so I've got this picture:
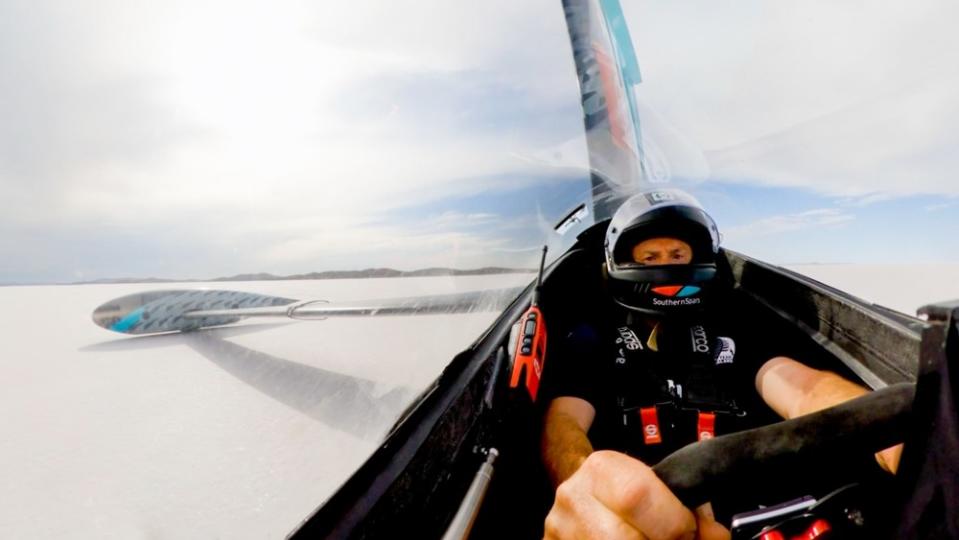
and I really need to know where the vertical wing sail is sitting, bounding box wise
[562,0,651,220]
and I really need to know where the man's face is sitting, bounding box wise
[631,237,693,266]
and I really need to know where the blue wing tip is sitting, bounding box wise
[110,307,145,333]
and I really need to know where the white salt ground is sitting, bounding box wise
[784,264,959,317]
[0,274,531,539]
[2,265,956,537]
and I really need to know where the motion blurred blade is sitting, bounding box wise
[283,287,524,319]
[92,290,298,335]
[93,287,526,335]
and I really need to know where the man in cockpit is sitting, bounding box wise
[539,189,900,540]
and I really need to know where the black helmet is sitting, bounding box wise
[604,189,720,316]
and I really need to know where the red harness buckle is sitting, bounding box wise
[697,412,716,441]
[639,407,662,445]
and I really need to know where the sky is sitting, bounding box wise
[1,0,957,284]
[625,1,959,264]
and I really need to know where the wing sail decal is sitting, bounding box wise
[562,0,650,220]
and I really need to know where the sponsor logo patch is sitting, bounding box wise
[690,325,709,353]
[653,297,702,307]
[616,326,643,351]
[714,337,736,365]
[651,285,701,298]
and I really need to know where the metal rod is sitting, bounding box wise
[441,448,499,540]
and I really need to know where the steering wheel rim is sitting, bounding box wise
[652,382,914,508]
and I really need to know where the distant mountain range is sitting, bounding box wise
[67,267,536,285]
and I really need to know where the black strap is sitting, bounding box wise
[609,320,743,447]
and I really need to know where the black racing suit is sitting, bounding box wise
[539,283,783,525]
[538,266,894,526]
[543,303,765,465]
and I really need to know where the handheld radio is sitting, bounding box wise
[509,246,548,401]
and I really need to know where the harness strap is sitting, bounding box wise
[610,320,742,450]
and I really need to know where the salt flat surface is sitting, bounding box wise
[784,264,959,317]
[3,266,955,538]
[0,275,532,539]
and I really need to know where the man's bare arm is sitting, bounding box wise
[756,356,903,473]
[542,396,596,487]
[542,397,729,539]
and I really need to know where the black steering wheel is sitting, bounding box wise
[651,383,914,533]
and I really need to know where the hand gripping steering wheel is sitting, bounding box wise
[652,383,914,534]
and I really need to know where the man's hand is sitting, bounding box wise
[543,450,730,540]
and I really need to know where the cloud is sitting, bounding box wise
[723,209,854,241]
[425,211,500,227]
[0,0,585,282]
[926,203,953,212]
[624,0,959,199]
[703,78,959,198]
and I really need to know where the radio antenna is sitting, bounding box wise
[533,246,547,306]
